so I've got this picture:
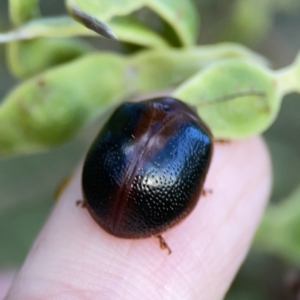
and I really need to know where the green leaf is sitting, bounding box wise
[0,17,86,42]
[219,0,300,46]
[9,0,40,26]
[174,59,281,139]
[274,50,300,95]
[66,0,143,22]
[219,0,271,45]
[110,16,169,48]
[66,0,199,46]
[67,5,118,40]
[0,53,129,155]
[255,186,300,265]
[145,0,198,46]
[0,44,270,156]
[6,38,93,78]
[0,16,168,49]
[131,44,268,92]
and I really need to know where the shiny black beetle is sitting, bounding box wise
[81,97,213,253]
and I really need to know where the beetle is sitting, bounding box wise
[81,97,213,253]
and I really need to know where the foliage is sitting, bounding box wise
[255,186,300,265]
[1,0,300,155]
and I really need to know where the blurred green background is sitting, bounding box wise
[0,0,300,299]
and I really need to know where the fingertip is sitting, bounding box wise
[7,136,271,300]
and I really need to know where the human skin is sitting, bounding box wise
[5,136,271,300]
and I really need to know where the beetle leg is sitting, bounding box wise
[76,200,86,208]
[201,189,213,197]
[157,235,172,255]
[214,139,231,144]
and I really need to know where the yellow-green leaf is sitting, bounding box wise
[274,50,300,95]
[0,45,271,156]
[0,16,168,49]
[146,0,198,46]
[110,16,169,48]
[174,59,281,139]
[0,53,129,155]
[6,38,93,78]
[131,44,268,92]
[66,0,199,46]
[9,0,40,26]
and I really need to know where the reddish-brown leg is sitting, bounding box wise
[214,139,231,144]
[201,189,213,197]
[157,235,172,255]
[76,200,86,208]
